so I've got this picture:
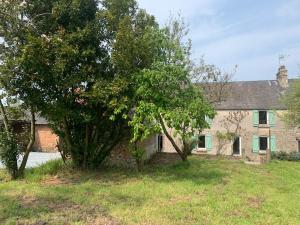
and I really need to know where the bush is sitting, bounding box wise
[271,151,300,161]
[288,152,300,161]
[0,132,21,179]
[129,144,145,172]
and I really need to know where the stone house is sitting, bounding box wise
[11,65,299,163]
[162,65,300,160]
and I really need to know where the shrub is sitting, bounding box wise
[287,152,300,161]
[271,151,300,161]
[0,132,21,179]
[129,144,145,172]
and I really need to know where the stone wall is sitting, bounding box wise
[106,135,159,168]
[162,110,299,161]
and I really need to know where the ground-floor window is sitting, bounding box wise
[259,137,268,150]
[298,141,300,153]
[233,137,241,155]
[198,135,206,149]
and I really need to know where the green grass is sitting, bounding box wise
[1,156,300,225]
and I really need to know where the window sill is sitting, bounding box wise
[259,150,267,155]
[258,124,270,128]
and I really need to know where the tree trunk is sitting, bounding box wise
[83,124,89,169]
[0,99,10,137]
[158,114,186,161]
[18,108,35,176]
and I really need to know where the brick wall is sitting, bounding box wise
[33,125,59,152]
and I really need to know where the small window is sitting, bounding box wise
[259,137,268,150]
[198,135,206,148]
[259,111,267,124]
[298,141,300,153]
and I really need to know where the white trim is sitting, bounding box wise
[259,136,269,151]
[259,110,269,125]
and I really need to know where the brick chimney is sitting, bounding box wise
[276,65,289,88]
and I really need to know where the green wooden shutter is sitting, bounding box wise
[205,135,212,151]
[269,111,276,127]
[191,136,198,150]
[270,136,276,152]
[253,110,259,127]
[205,116,213,127]
[252,135,259,153]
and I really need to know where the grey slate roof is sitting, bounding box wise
[214,79,295,110]
[0,112,49,125]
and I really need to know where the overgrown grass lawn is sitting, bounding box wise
[1,154,300,225]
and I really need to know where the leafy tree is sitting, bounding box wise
[0,1,37,178]
[129,19,215,161]
[282,78,300,127]
[0,0,160,169]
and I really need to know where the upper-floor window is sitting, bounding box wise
[253,110,275,127]
[259,111,268,124]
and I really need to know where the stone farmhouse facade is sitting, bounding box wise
[21,65,299,163]
[162,65,300,160]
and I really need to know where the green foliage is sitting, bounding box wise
[128,143,145,172]
[0,0,160,169]
[272,151,300,161]
[128,19,215,161]
[26,159,71,181]
[282,78,300,127]
[182,136,198,155]
[0,132,20,179]
[128,144,145,160]
[216,131,235,141]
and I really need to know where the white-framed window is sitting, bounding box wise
[259,136,269,150]
[259,111,268,125]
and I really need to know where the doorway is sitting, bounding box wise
[233,137,241,155]
[158,134,163,152]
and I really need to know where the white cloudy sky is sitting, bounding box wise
[137,0,300,81]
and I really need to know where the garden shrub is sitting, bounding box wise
[272,151,300,161]
[129,144,145,172]
[0,132,21,179]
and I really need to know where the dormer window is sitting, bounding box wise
[259,111,267,125]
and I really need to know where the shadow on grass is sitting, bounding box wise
[0,191,122,225]
[21,153,228,187]
[145,157,228,185]
[0,154,229,224]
